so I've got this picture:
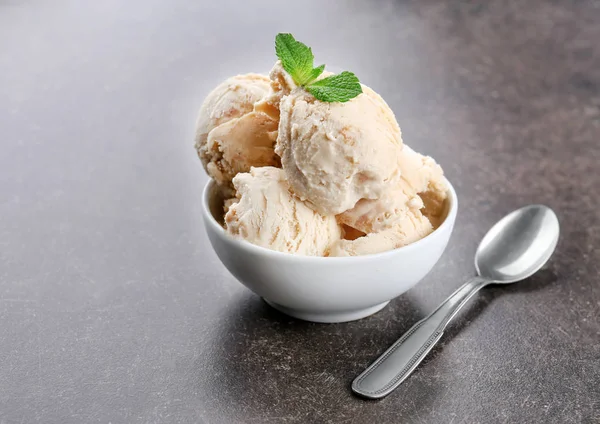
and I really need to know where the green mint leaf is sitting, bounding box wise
[275,33,314,86]
[306,64,325,84]
[273,33,363,102]
[306,71,363,103]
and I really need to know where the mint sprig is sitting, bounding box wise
[275,33,321,86]
[306,72,362,103]
[275,33,362,103]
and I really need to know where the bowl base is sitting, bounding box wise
[263,299,390,323]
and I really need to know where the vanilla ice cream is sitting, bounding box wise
[195,74,279,194]
[224,167,341,256]
[276,85,403,216]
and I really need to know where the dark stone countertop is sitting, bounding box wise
[1,1,599,423]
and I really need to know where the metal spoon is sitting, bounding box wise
[352,204,560,399]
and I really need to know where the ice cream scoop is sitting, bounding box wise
[195,74,269,151]
[202,111,279,192]
[339,145,446,233]
[330,208,433,257]
[195,74,279,194]
[225,166,341,256]
[276,85,403,216]
[337,179,424,234]
[398,145,447,222]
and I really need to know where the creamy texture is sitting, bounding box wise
[338,179,423,233]
[276,85,403,215]
[195,74,279,194]
[203,111,279,191]
[339,145,447,233]
[399,145,448,227]
[195,74,269,150]
[224,167,341,256]
[254,61,296,120]
[398,146,446,204]
[330,209,433,257]
[196,66,448,256]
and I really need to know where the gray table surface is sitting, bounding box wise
[1,1,599,423]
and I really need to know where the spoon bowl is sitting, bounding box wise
[475,205,560,283]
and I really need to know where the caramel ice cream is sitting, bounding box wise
[195,74,279,195]
[254,61,297,119]
[276,85,403,215]
[398,145,447,226]
[337,179,423,234]
[331,209,434,257]
[196,34,449,256]
[224,167,341,256]
[338,145,446,233]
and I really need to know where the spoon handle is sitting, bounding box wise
[352,276,488,399]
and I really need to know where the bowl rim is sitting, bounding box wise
[202,177,458,262]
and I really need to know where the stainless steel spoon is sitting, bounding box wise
[352,204,560,399]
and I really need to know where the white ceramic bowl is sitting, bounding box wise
[202,179,458,323]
